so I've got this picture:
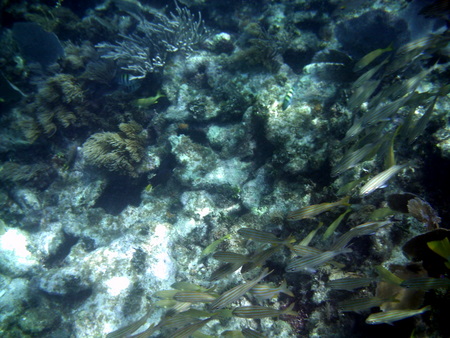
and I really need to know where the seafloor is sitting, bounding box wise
[0,0,450,337]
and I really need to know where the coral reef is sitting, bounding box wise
[82,122,147,177]
[0,0,449,337]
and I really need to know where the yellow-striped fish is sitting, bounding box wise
[171,282,209,292]
[212,251,250,264]
[106,309,152,338]
[133,90,165,108]
[201,234,231,257]
[359,164,408,196]
[242,328,267,338]
[332,143,379,177]
[153,289,180,299]
[237,228,295,246]
[374,265,404,286]
[339,296,390,313]
[210,262,242,281]
[365,305,431,325]
[241,245,282,273]
[285,248,352,273]
[288,244,323,256]
[327,277,374,291]
[251,280,294,300]
[173,291,218,303]
[400,277,450,290]
[299,221,323,246]
[172,317,216,338]
[353,44,393,72]
[232,303,297,319]
[330,221,392,250]
[210,268,272,310]
[323,209,351,240]
[287,196,351,221]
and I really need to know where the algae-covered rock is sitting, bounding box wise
[18,306,61,334]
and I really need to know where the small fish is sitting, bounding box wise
[285,248,352,273]
[116,72,141,92]
[382,126,401,170]
[172,317,216,338]
[287,196,351,221]
[359,164,408,196]
[173,291,218,303]
[251,280,294,300]
[339,296,390,313]
[210,262,242,281]
[232,303,297,319]
[288,244,323,256]
[332,143,379,177]
[282,85,295,110]
[155,313,198,331]
[212,251,250,264]
[387,66,436,100]
[241,245,282,273]
[242,328,267,338]
[365,305,431,325]
[154,300,191,313]
[375,265,404,286]
[353,44,393,72]
[400,277,450,290]
[299,221,323,246]
[322,209,352,240]
[210,268,272,310]
[352,58,389,91]
[237,228,295,246]
[106,308,152,338]
[330,221,392,250]
[337,175,370,196]
[362,95,409,127]
[408,95,439,144]
[327,277,374,291]
[171,282,209,292]
[128,323,157,338]
[153,289,180,299]
[344,117,365,141]
[201,234,231,257]
[134,90,165,108]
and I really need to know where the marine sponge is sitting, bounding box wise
[82,122,147,177]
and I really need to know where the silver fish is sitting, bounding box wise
[359,164,408,196]
[210,268,272,310]
[285,248,352,273]
[365,305,431,325]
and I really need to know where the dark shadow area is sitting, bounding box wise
[94,175,147,215]
[44,232,79,268]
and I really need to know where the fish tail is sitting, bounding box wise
[280,280,295,297]
[282,303,297,316]
[284,234,297,246]
[339,196,351,206]
[420,305,432,313]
